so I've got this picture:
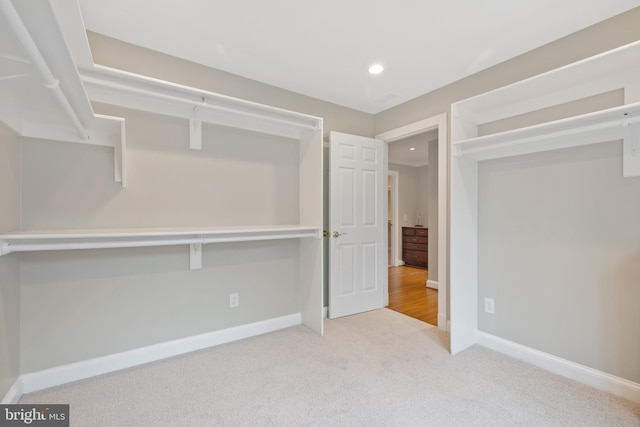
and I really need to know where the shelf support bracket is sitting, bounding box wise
[114,119,127,187]
[189,107,202,150]
[623,122,640,177]
[190,242,203,270]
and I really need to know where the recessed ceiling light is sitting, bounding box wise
[409,147,416,151]
[368,64,384,75]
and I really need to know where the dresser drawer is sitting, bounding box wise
[403,243,427,251]
[402,236,427,244]
[403,250,427,263]
[414,228,428,237]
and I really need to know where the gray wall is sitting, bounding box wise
[20,241,300,372]
[18,107,304,372]
[21,107,300,230]
[478,142,640,383]
[417,166,429,226]
[17,33,377,372]
[389,163,427,231]
[388,162,432,270]
[376,7,640,383]
[17,128,301,371]
[0,124,20,397]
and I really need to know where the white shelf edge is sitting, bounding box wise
[0,226,322,269]
[80,64,322,141]
[0,225,321,243]
[0,0,126,185]
[454,102,640,161]
[452,40,640,125]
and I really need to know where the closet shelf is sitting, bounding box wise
[80,64,322,144]
[450,40,640,176]
[454,102,640,161]
[453,40,640,125]
[449,39,640,354]
[0,1,126,184]
[0,226,322,269]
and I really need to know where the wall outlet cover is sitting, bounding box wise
[484,297,495,314]
[230,293,239,308]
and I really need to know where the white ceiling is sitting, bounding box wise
[388,131,437,167]
[76,0,639,114]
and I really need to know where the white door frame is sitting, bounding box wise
[376,113,448,333]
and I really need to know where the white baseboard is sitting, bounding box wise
[477,332,640,404]
[438,314,449,332]
[20,313,301,395]
[426,280,438,289]
[1,378,23,404]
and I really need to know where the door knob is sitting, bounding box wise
[332,231,347,238]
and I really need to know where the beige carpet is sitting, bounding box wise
[21,309,640,426]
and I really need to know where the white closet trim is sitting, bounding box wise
[454,102,640,161]
[0,1,126,184]
[80,64,321,143]
[449,39,640,402]
[0,226,321,270]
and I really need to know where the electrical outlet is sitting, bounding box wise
[484,297,495,314]
[229,293,239,308]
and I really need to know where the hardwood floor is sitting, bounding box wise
[388,266,438,326]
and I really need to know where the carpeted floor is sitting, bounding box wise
[21,309,640,426]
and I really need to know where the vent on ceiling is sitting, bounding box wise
[375,92,401,104]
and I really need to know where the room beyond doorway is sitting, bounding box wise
[376,113,448,332]
[388,266,437,325]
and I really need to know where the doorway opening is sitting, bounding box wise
[385,131,437,326]
[376,113,448,332]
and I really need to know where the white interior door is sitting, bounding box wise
[329,131,387,319]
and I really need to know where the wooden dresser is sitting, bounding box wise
[402,226,428,268]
